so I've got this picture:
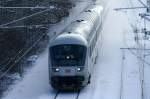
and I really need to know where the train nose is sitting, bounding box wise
[52,67,74,74]
[51,76,85,90]
[52,67,84,76]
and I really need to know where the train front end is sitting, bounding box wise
[49,34,89,90]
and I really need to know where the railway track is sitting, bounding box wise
[54,91,60,99]
[54,90,81,99]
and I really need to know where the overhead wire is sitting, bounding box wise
[0,48,25,72]
[0,8,51,27]
[0,31,47,79]
[0,0,95,78]
[137,0,148,9]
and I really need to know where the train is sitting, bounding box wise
[48,4,103,90]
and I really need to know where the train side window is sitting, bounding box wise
[89,28,98,57]
[89,44,92,57]
[90,45,92,57]
[95,32,97,43]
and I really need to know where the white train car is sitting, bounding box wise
[49,4,103,90]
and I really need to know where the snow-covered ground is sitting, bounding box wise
[3,0,149,99]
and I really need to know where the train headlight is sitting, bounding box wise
[77,67,83,72]
[55,68,60,72]
[52,68,60,72]
[77,68,81,71]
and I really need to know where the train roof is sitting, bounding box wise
[62,4,103,40]
[49,33,87,47]
[49,4,103,47]
[84,4,103,15]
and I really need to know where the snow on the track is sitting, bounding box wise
[2,0,145,99]
[3,50,52,99]
[56,92,78,99]
[121,50,142,99]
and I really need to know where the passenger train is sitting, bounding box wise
[49,4,103,90]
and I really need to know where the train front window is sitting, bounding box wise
[50,44,86,66]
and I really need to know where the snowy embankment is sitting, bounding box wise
[2,0,145,99]
[122,0,150,99]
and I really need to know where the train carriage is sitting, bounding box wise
[49,4,103,90]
